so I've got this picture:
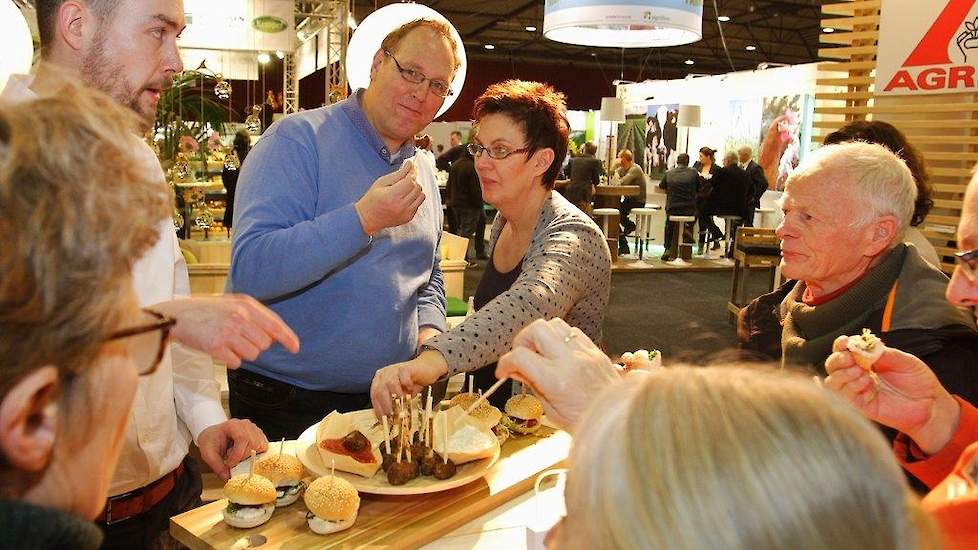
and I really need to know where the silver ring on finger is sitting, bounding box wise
[563,331,579,344]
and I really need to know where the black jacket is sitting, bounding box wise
[708,165,751,218]
[568,155,604,189]
[446,153,482,209]
[658,166,699,213]
[436,144,466,172]
[744,160,769,208]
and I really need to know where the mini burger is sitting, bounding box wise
[502,394,543,436]
[450,393,507,443]
[254,454,305,507]
[846,329,884,371]
[222,474,277,528]
[304,476,360,534]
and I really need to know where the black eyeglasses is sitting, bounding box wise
[383,50,453,98]
[104,309,176,377]
[956,248,978,282]
[466,142,530,160]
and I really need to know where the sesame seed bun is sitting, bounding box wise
[450,393,503,429]
[504,394,543,421]
[254,454,304,486]
[304,476,360,523]
[224,474,277,505]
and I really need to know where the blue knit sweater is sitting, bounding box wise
[227,91,446,392]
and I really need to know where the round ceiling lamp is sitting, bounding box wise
[544,0,702,48]
[346,3,467,118]
[0,0,34,94]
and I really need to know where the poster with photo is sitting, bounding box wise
[642,104,679,178]
[758,94,813,191]
[725,99,762,162]
[616,114,648,170]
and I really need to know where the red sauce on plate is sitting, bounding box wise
[320,438,377,464]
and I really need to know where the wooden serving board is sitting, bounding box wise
[170,427,571,550]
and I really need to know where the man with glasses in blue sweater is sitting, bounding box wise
[228,18,463,439]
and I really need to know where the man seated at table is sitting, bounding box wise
[658,153,698,261]
[738,142,978,411]
[613,149,647,255]
[561,141,603,212]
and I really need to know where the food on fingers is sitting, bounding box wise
[304,476,360,535]
[846,329,884,372]
[502,394,544,435]
[253,453,305,507]
[222,474,277,528]
[619,348,662,372]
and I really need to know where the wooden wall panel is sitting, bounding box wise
[813,0,977,273]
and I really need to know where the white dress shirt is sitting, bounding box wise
[2,74,227,495]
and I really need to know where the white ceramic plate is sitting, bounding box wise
[296,418,499,496]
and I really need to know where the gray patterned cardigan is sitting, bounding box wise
[425,191,612,375]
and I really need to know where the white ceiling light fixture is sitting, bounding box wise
[822,27,835,33]
[484,44,495,50]
[745,45,757,51]
[346,3,467,118]
[544,0,703,48]
[0,0,34,94]
[717,15,730,22]
[525,25,537,32]
[275,50,285,59]
[684,59,695,65]
[257,52,271,64]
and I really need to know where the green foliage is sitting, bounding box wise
[154,71,236,162]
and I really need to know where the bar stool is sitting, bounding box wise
[718,215,742,261]
[630,207,658,260]
[593,208,621,261]
[667,215,696,263]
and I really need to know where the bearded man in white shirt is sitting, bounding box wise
[5,1,301,547]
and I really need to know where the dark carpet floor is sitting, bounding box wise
[462,261,772,363]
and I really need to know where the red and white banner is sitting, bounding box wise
[876,0,978,95]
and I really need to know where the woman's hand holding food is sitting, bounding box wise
[496,318,619,433]
[824,335,960,455]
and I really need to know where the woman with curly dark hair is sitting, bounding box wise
[823,120,938,266]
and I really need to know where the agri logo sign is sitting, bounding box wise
[877,0,978,95]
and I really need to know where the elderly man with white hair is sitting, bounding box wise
[739,142,978,410]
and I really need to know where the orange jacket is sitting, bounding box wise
[894,397,978,550]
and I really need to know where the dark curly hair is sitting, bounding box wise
[823,120,932,227]
[472,80,569,188]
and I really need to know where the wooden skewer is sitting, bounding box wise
[442,413,449,465]
[382,415,391,454]
[279,438,285,458]
[331,458,335,478]
[467,374,473,394]
[248,449,256,478]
